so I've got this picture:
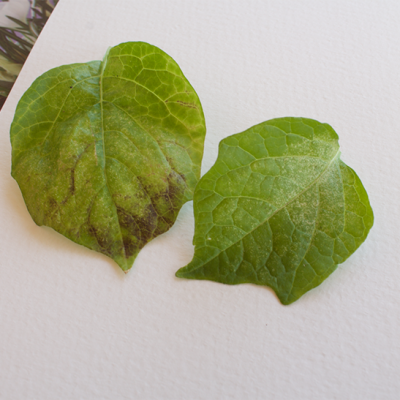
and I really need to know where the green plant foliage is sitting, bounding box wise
[11,41,206,272]
[0,1,59,107]
[176,117,373,304]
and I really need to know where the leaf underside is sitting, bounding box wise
[176,118,373,304]
[11,42,206,272]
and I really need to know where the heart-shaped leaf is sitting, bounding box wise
[176,118,373,304]
[11,42,206,272]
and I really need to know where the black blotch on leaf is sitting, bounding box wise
[168,100,198,110]
[69,168,75,195]
[48,197,58,210]
[88,224,113,256]
[62,143,94,205]
[45,197,60,220]
[152,171,186,228]
[121,235,136,259]
[116,204,158,258]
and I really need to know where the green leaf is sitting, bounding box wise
[11,42,206,272]
[176,117,373,304]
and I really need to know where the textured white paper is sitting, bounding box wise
[0,0,399,399]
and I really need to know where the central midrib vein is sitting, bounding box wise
[99,51,128,268]
[186,149,341,273]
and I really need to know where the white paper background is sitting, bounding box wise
[0,0,399,399]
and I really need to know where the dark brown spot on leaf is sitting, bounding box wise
[116,204,158,258]
[62,143,94,204]
[88,224,113,256]
[48,197,58,209]
[122,235,136,258]
[150,170,187,229]
[165,100,198,109]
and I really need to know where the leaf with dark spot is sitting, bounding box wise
[10,42,206,272]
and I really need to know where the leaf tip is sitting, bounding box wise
[175,267,188,278]
[278,297,295,306]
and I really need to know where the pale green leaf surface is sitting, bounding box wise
[176,118,373,304]
[11,42,206,272]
